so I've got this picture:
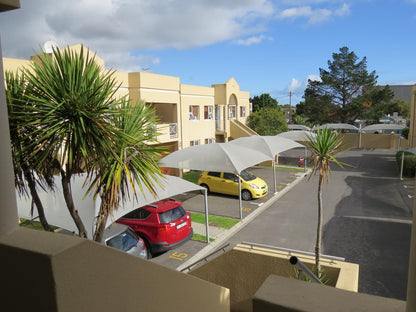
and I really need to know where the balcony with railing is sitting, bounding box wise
[152,122,178,143]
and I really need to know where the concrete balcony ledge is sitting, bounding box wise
[189,243,360,312]
[253,275,405,312]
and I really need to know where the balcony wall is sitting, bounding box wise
[0,228,230,312]
[253,275,405,312]
[188,244,359,312]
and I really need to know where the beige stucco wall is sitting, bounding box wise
[0,227,230,312]
[181,84,216,148]
[3,46,254,150]
[254,275,405,312]
[189,244,359,311]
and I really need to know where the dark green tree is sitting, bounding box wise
[247,107,288,135]
[386,98,410,119]
[250,93,278,112]
[301,47,393,124]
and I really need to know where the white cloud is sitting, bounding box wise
[235,35,273,46]
[277,3,350,25]
[335,3,350,16]
[0,0,275,71]
[287,78,303,92]
[307,74,322,82]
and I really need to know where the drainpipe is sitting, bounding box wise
[0,40,19,236]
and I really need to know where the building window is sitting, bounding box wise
[189,106,199,120]
[204,105,213,120]
[229,105,236,119]
[190,139,200,146]
[205,138,214,144]
[240,106,246,118]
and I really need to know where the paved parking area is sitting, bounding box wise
[150,166,306,269]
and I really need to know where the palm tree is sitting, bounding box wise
[91,98,164,242]
[21,45,126,238]
[306,127,344,277]
[5,70,56,231]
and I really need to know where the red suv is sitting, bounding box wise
[116,199,193,256]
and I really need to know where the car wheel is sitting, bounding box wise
[200,183,210,194]
[143,238,152,259]
[241,189,252,201]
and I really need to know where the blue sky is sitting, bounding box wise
[1,0,416,105]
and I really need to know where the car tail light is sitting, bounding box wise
[199,174,203,178]
[159,224,169,231]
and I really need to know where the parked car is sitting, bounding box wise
[116,199,193,256]
[102,223,149,259]
[197,170,268,200]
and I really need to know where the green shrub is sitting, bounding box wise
[396,151,416,177]
[401,127,409,139]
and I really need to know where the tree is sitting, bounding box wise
[306,128,344,278]
[20,45,162,239]
[91,98,164,242]
[386,98,410,119]
[6,71,56,231]
[247,107,288,135]
[250,93,279,112]
[301,46,393,124]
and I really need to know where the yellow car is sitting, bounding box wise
[197,170,268,201]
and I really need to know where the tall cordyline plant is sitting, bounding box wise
[306,127,344,278]
[22,45,125,238]
[91,98,164,242]
[6,70,56,231]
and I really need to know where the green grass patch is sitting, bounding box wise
[192,233,215,242]
[182,171,202,184]
[19,219,58,231]
[190,212,239,229]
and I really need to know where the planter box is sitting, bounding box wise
[189,243,359,312]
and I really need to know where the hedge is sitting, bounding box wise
[396,151,416,177]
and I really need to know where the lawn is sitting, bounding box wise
[182,170,202,184]
[192,233,215,242]
[190,212,239,229]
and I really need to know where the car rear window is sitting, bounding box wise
[122,208,151,220]
[106,230,138,252]
[158,206,186,223]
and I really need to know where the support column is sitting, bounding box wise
[0,38,19,235]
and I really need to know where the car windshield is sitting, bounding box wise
[158,206,186,223]
[240,170,256,182]
[106,230,138,252]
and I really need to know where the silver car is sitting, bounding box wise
[102,223,149,259]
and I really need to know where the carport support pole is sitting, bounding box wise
[272,159,277,194]
[400,151,404,181]
[204,189,210,243]
[304,146,307,172]
[239,177,243,219]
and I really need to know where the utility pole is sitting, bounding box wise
[289,91,292,124]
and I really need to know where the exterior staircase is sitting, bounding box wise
[230,119,258,139]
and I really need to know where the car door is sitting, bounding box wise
[205,171,222,193]
[221,172,239,196]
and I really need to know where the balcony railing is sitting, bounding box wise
[151,123,178,143]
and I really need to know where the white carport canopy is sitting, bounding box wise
[315,123,359,132]
[17,174,211,241]
[160,142,271,219]
[362,123,405,133]
[277,130,316,142]
[229,136,304,193]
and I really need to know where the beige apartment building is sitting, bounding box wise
[4,44,254,157]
